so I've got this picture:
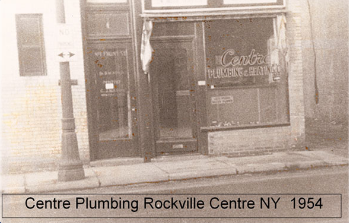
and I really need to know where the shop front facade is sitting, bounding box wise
[82,0,304,160]
[1,0,305,173]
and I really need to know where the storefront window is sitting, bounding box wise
[205,18,289,127]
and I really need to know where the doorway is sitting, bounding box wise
[87,41,138,159]
[84,3,139,160]
[150,39,198,155]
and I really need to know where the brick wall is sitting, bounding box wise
[301,0,348,123]
[1,0,89,174]
[208,0,305,155]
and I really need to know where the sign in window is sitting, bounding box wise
[205,18,289,127]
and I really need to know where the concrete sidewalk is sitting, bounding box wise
[1,151,348,193]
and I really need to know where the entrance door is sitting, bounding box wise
[151,40,198,155]
[87,41,138,159]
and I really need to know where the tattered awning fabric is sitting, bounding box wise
[268,14,288,83]
[140,19,154,74]
[276,14,288,58]
[272,14,289,65]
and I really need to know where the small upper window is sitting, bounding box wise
[16,14,46,76]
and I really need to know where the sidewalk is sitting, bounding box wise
[1,150,348,193]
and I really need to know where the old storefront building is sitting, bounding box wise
[1,0,306,173]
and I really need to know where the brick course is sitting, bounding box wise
[301,0,348,123]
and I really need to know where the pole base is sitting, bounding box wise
[58,162,85,182]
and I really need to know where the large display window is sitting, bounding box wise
[204,17,289,128]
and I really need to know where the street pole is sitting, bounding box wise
[56,0,85,181]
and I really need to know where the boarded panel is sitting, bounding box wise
[152,22,195,37]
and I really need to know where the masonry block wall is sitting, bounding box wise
[208,0,305,155]
[1,0,89,174]
[301,0,348,123]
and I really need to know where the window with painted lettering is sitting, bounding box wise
[205,17,289,127]
[16,14,46,76]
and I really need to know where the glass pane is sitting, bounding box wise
[91,48,130,140]
[22,47,44,74]
[205,18,273,87]
[153,48,193,138]
[17,17,41,46]
[205,18,289,126]
[87,13,129,37]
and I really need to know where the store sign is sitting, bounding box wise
[172,144,184,149]
[207,49,282,84]
[224,0,277,4]
[211,96,234,105]
[143,0,285,13]
[152,0,207,7]
[57,24,74,49]
[87,0,127,3]
[56,24,77,62]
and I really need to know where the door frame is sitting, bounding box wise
[81,1,139,161]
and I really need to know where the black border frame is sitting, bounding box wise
[2,193,342,219]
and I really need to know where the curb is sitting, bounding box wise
[2,157,348,194]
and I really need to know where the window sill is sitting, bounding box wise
[200,123,290,132]
[208,83,278,90]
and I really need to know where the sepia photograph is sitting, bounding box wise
[0,0,348,222]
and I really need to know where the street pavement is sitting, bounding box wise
[1,150,348,193]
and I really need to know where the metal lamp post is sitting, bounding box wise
[56,0,85,181]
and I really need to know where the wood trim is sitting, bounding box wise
[80,0,98,161]
[156,138,197,143]
[129,0,141,157]
[195,21,208,155]
[150,39,198,153]
[131,0,156,160]
[150,35,195,42]
[86,37,133,42]
[83,0,140,160]
[141,10,288,21]
[87,36,133,40]
[208,83,278,90]
[85,3,130,11]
